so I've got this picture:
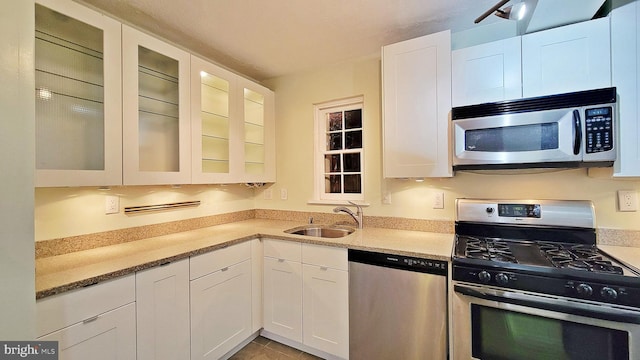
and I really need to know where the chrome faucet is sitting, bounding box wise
[333,201,363,229]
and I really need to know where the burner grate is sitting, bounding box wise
[538,242,624,275]
[463,236,517,263]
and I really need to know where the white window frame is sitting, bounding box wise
[313,96,364,202]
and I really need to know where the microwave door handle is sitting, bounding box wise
[573,109,582,155]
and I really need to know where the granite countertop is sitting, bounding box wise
[36,219,455,299]
[599,244,640,273]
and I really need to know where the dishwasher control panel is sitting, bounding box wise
[349,249,448,276]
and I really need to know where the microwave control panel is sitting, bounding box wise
[585,106,613,153]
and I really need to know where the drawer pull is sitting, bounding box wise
[278,259,285,263]
[320,266,328,271]
[221,267,229,272]
[83,315,99,324]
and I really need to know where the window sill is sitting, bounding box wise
[306,200,370,207]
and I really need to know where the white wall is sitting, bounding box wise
[259,55,640,231]
[0,0,36,339]
[35,184,255,240]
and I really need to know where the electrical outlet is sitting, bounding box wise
[433,192,444,209]
[264,188,273,200]
[105,195,119,214]
[382,191,392,205]
[618,190,638,212]
[280,188,288,200]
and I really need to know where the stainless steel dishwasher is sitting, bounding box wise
[349,249,448,360]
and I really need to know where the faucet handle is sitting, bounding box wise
[347,200,362,215]
[348,201,362,213]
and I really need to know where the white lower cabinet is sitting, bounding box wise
[263,239,349,359]
[190,242,253,360]
[263,256,303,341]
[302,264,349,358]
[36,275,136,360]
[136,259,191,360]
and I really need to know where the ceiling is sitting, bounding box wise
[76,0,513,81]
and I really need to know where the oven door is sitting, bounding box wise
[453,107,581,167]
[452,283,640,360]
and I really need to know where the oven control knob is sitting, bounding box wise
[486,207,494,214]
[601,287,618,300]
[495,273,509,285]
[478,271,491,284]
[576,283,593,297]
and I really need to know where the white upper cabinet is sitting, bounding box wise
[191,57,276,184]
[382,30,452,178]
[452,37,522,107]
[522,17,611,98]
[35,0,122,187]
[191,56,240,184]
[122,25,191,185]
[239,78,276,183]
[611,0,640,177]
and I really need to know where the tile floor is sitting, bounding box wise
[229,336,323,360]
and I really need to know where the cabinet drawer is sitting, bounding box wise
[36,274,135,337]
[302,243,348,270]
[263,238,302,262]
[190,241,251,280]
[38,302,136,359]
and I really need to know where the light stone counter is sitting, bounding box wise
[36,219,454,299]
[599,245,640,273]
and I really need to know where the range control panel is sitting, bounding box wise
[585,106,613,153]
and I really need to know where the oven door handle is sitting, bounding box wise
[454,284,640,325]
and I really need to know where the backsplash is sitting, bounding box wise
[35,209,640,259]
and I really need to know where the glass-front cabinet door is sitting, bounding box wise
[190,56,239,183]
[122,25,191,185]
[238,79,275,183]
[34,0,122,187]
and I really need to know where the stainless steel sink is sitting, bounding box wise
[284,225,355,238]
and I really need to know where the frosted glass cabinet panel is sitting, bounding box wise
[190,56,239,183]
[239,79,275,183]
[34,0,122,187]
[122,25,191,185]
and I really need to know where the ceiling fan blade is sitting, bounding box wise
[474,0,510,23]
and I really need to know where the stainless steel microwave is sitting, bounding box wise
[452,87,617,171]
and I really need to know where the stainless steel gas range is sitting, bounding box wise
[451,199,640,360]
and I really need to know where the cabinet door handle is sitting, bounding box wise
[83,315,99,324]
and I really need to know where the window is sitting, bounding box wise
[314,96,364,201]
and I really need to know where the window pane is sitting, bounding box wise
[345,130,362,149]
[325,175,342,193]
[344,174,361,193]
[325,154,341,173]
[345,109,362,129]
[328,133,342,151]
[328,112,343,131]
[344,153,360,172]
